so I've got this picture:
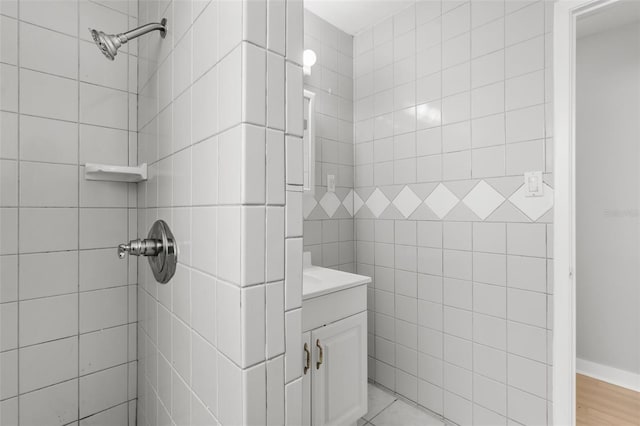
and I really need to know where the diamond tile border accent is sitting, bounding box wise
[424,184,459,219]
[353,192,364,215]
[366,188,391,218]
[393,186,422,218]
[319,191,341,217]
[343,190,354,216]
[462,181,505,220]
[509,183,554,221]
[304,180,554,222]
[303,193,318,219]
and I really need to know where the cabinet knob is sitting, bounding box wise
[316,339,323,370]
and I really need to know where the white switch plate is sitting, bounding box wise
[327,174,336,192]
[524,171,544,197]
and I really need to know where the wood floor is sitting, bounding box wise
[577,374,640,425]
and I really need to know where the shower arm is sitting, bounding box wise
[120,18,167,43]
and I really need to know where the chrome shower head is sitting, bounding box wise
[90,29,123,61]
[89,18,167,61]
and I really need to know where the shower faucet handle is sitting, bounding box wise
[118,220,178,284]
[118,239,162,259]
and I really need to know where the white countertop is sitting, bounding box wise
[302,265,371,300]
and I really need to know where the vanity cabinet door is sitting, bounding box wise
[302,331,312,426]
[311,312,367,426]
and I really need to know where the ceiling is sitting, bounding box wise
[578,0,640,38]
[304,0,413,35]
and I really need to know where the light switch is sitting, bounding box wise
[524,171,544,197]
[327,174,336,192]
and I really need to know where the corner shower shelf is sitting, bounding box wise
[84,163,148,183]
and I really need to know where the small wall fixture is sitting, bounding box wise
[303,49,317,75]
[89,18,168,61]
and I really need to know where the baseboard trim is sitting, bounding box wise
[576,358,640,392]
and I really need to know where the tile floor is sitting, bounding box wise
[359,384,446,426]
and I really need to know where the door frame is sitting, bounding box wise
[553,0,622,424]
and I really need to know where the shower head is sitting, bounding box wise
[89,18,167,61]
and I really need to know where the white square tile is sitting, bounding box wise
[21,0,77,36]
[79,208,127,249]
[172,315,192,384]
[217,280,242,364]
[19,207,77,253]
[191,269,216,344]
[0,16,17,65]
[80,83,128,129]
[505,1,544,46]
[19,379,78,426]
[173,31,193,98]
[80,124,129,166]
[217,352,243,425]
[217,206,241,284]
[20,69,78,121]
[79,326,127,375]
[267,129,286,205]
[21,23,78,79]
[286,62,304,137]
[243,42,266,125]
[0,112,18,159]
[505,70,544,111]
[192,206,217,276]
[1,302,17,350]
[0,64,18,112]
[241,284,266,366]
[266,207,285,282]
[192,67,219,144]
[285,0,303,64]
[192,136,218,205]
[285,237,303,310]
[19,293,77,346]
[284,309,302,383]
[266,356,285,425]
[267,0,286,55]
[217,0,242,58]
[285,191,303,237]
[285,377,303,425]
[79,41,126,90]
[218,45,242,130]
[0,255,17,303]
[21,251,78,299]
[471,18,504,58]
[80,286,127,333]
[243,355,267,424]
[267,52,285,130]
[217,125,242,205]
[192,2,218,79]
[20,162,77,207]
[79,364,127,418]
[0,350,17,399]
[507,387,547,426]
[266,281,285,358]
[192,332,218,414]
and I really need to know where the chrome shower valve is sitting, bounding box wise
[118,238,162,259]
[118,220,177,284]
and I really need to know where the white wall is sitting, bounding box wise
[0,0,139,424]
[352,1,555,424]
[576,21,640,378]
[136,0,304,424]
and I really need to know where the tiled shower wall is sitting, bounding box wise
[136,0,304,424]
[353,1,555,425]
[302,10,355,272]
[1,0,139,424]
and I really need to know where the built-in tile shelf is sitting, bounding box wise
[84,163,148,183]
